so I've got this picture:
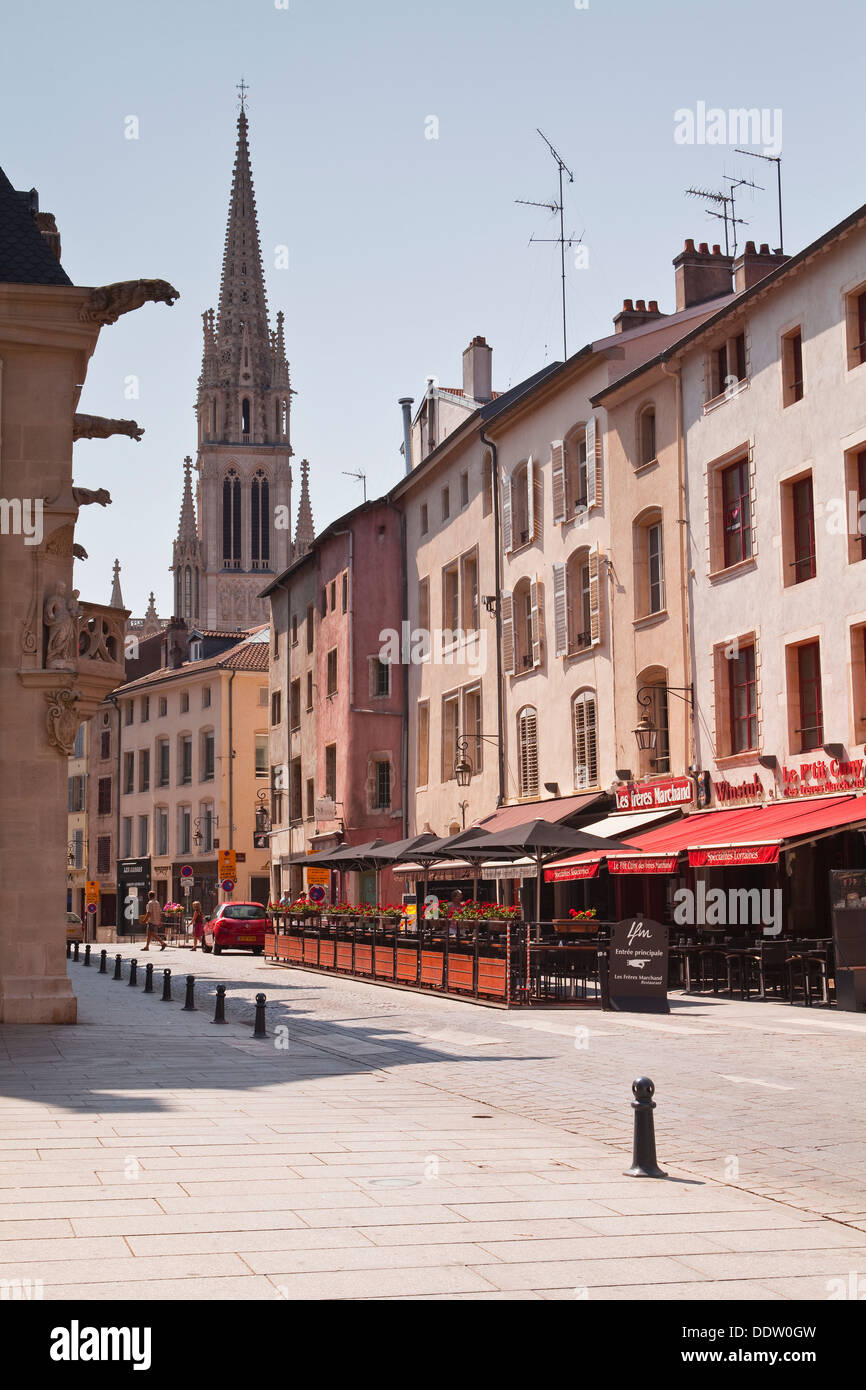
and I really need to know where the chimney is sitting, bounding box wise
[673,239,734,310]
[398,396,414,475]
[163,617,188,671]
[462,336,493,403]
[34,211,62,263]
[733,240,789,292]
[613,297,667,334]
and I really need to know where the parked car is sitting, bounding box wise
[201,902,267,955]
[66,911,84,943]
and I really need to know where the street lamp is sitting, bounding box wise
[454,738,473,788]
[632,684,694,754]
[255,789,271,836]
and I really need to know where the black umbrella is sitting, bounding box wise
[457,819,635,927]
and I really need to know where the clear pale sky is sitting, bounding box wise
[2,0,864,616]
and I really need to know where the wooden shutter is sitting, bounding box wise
[526,455,535,542]
[589,544,601,646]
[530,575,543,667]
[573,693,598,788]
[551,441,566,524]
[502,469,513,552]
[501,590,515,675]
[552,561,568,658]
[519,707,539,798]
[585,415,603,508]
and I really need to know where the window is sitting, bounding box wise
[201,731,215,781]
[100,730,111,760]
[517,706,539,799]
[442,693,459,781]
[341,572,348,613]
[782,474,816,584]
[179,735,192,786]
[258,685,268,706]
[202,686,211,709]
[461,551,479,632]
[138,748,150,793]
[729,644,758,753]
[306,778,315,819]
[290,679,301,728]
[441,486,450,521]
[138,815,149,858]
[482,453,493,517]
[505,575,542,671]
[291,614,298,646]
[321,586,327,616]
[290,758,303,822]
[156,808,169,857]
[326,649,338,696]
[370,658,390,698]
[782,328,804,405]
[156,739,170,787]
[306,671,313,709]
[721,458,752,567]
[71,828,84,870]
[846,448,866,564]
[140,696,149,723]
[271,766,284,824]
[510,461,532,548]
[306,605,315,652]
[178,806,191,856]
[790,640,823,753]
[554,428,594,523]
[67,775,85,813]
[330,580,336,611]
[222,469,242,568]
[846,285,866,370]
[639,407,657,466]
[325,744,337,801]
[200,804,214,854]
[710,331,747,398]
[271,690,282,725]
[460,470,469,508]
[73,724,85,758]
[420,503,429,536]
[189,638,203,663]
[442,563,459,633]
[372,760,391,810]
[251,469,270,569]
[122,817,133,858]
[96,835,111,874]
[123,751,134,795]
[464,684,482,774]
[417,701,429,786]
[638,674,670,775]
[573,691,598,788]
[124,702,133,727]
[98,777,112,815]
[633,514,665,617]
[418,577,430,635]
[255,733,268,779]
[158,698,167,717]
[180,692,189,714]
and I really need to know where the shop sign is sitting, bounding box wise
[608,855,680,875]
[606,917,670,1014]
[713,772,765,804]
[782,758,865,797]
[689,844,780,867]
[544,860,601,883]
[614,777,693,812]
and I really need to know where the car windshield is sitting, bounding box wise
[221,904,266,920]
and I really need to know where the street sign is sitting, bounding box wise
[306,866,330,887]
[308,885,326,904]
[221,879,235,893]
[182,880,192,894]
[86,903,97,915]
[314,797,336,821]
[84,881,99,906]
[180,865,193,879]
[218,850,237,881]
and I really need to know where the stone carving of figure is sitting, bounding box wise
[71,487,112,508]
[73,414,144,442]
[44,584,81,671]
[79,279,180,325]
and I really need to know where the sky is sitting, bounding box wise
[3,0,864,617]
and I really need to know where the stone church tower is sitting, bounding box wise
[172,102,295,630]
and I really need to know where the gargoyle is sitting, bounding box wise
[79,278,180,326]
[72,487,112,508]
[72,543,88,560]
[73,414,144,442]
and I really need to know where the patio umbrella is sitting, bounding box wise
[406,827,511,912]
[361,833,441,906]
[457,819,635,929]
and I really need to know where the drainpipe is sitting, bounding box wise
[479,425,506,807]
[393,502,409,838]
[227,668,236,850]
[109,693,122,928]
[661,358,695,770]
[398,397,414,475]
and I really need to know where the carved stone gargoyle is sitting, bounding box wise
[71,487,111,508]
[73,414,144,442]
[79,278,180,325]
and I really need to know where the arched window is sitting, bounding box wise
[633,510,665,617]
[241,397,251,437]
[222,469,241,569]
[638,405,657,466]
[636,665,670,775]
[573,690,598,789]
[251,470,270,570]
[566,547,592,652]
[183,566,192,623]
[517,706,539,799]
[566,426,588,513]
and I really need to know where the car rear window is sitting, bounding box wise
[221,904,266,920]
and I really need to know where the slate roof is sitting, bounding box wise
[0,164,71,286]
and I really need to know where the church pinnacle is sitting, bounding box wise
[109,558,124,609]
[215,105,271,384]
[177,455,197,543]
[294,459,315,558]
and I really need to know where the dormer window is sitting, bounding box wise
[189,639,203,662]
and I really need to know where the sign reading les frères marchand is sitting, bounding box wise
[607,917,670,1014]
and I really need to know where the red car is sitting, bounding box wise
[201,902,267,955]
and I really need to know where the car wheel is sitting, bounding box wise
[253,946,264,955]
[213,943,222,956]
[201,941,211,954]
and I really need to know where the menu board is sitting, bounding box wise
[607,917,670,1014]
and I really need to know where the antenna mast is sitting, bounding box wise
[342,470,367,502]
[685,186,748,257]
[734,149,784,252]
[516,128,577,359]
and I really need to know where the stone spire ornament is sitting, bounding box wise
[109,558,124,609]
[294,459,315,559]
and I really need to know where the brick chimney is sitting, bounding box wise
[613,297,667,334]
[673,240,734,310]
[163,617,188,671]
[733,241,789,292]
[462,336,493,403]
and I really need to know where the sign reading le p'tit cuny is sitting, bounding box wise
[607,917,670,1014]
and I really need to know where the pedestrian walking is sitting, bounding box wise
[141,892,166,951]
[190,900,205,951]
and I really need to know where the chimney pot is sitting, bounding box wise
[759,243,770,255]
[698,242,709,254]
[623,298,634,311]
[635,299,646,311]
[648,299,659,313]
[712,244,721,255]
[684,238,696,253]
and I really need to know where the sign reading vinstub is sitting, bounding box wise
[606,917,670,1014]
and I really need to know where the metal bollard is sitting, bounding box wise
[160,969,172,1002]
[73,941,80,962]
[66,940,71,959]
[83,944,92,967]
[99,949,107,974]
[128,959,138,987]
[143,962,154,994]
[182,975,196,1011]
[112,954,123,981]
[252,992,268,1038]
[212,984,227,1025]
[624,1076,667,1179]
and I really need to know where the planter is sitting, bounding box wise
[553,918,597,934]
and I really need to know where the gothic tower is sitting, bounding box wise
[173,100,294,631]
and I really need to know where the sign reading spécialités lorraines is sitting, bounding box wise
[606,917,670,1014]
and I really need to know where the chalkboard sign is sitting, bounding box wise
[607,917,670,1014]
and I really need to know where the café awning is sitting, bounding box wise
[544,810,679,881]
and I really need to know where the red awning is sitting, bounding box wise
[474,792,604,836]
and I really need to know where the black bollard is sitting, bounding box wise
[212,983,227,1025]
[83,944,91,967]
[182,975,196,1011]
[73,940,80,962]
[112,954,123,981]
[98,949,107,975]
[160,969,172,1002]
[624,1076,667,1178]
[143,962,154,994]
[252,992,268,1039]
[66,940,71,959]
[128,959,138,987]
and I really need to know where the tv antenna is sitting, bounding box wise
[516,128,579,360]
[342,469,367,502]
[685,180,757,258]
[734,149,784,253]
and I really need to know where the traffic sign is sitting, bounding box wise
[180,865,194,879]
[218,850,237,881]
[85,880,100,906]
[182,880,193,894]
[221,879,235,893]
[308,885,325,904]
[86,903,97,915]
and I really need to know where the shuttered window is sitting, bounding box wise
[517,707,539,799]
[573,691,598,789]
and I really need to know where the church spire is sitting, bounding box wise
[176,455,197,543]
[109,558,124,609]
[216,103,270,383]
[294,459,315,558]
